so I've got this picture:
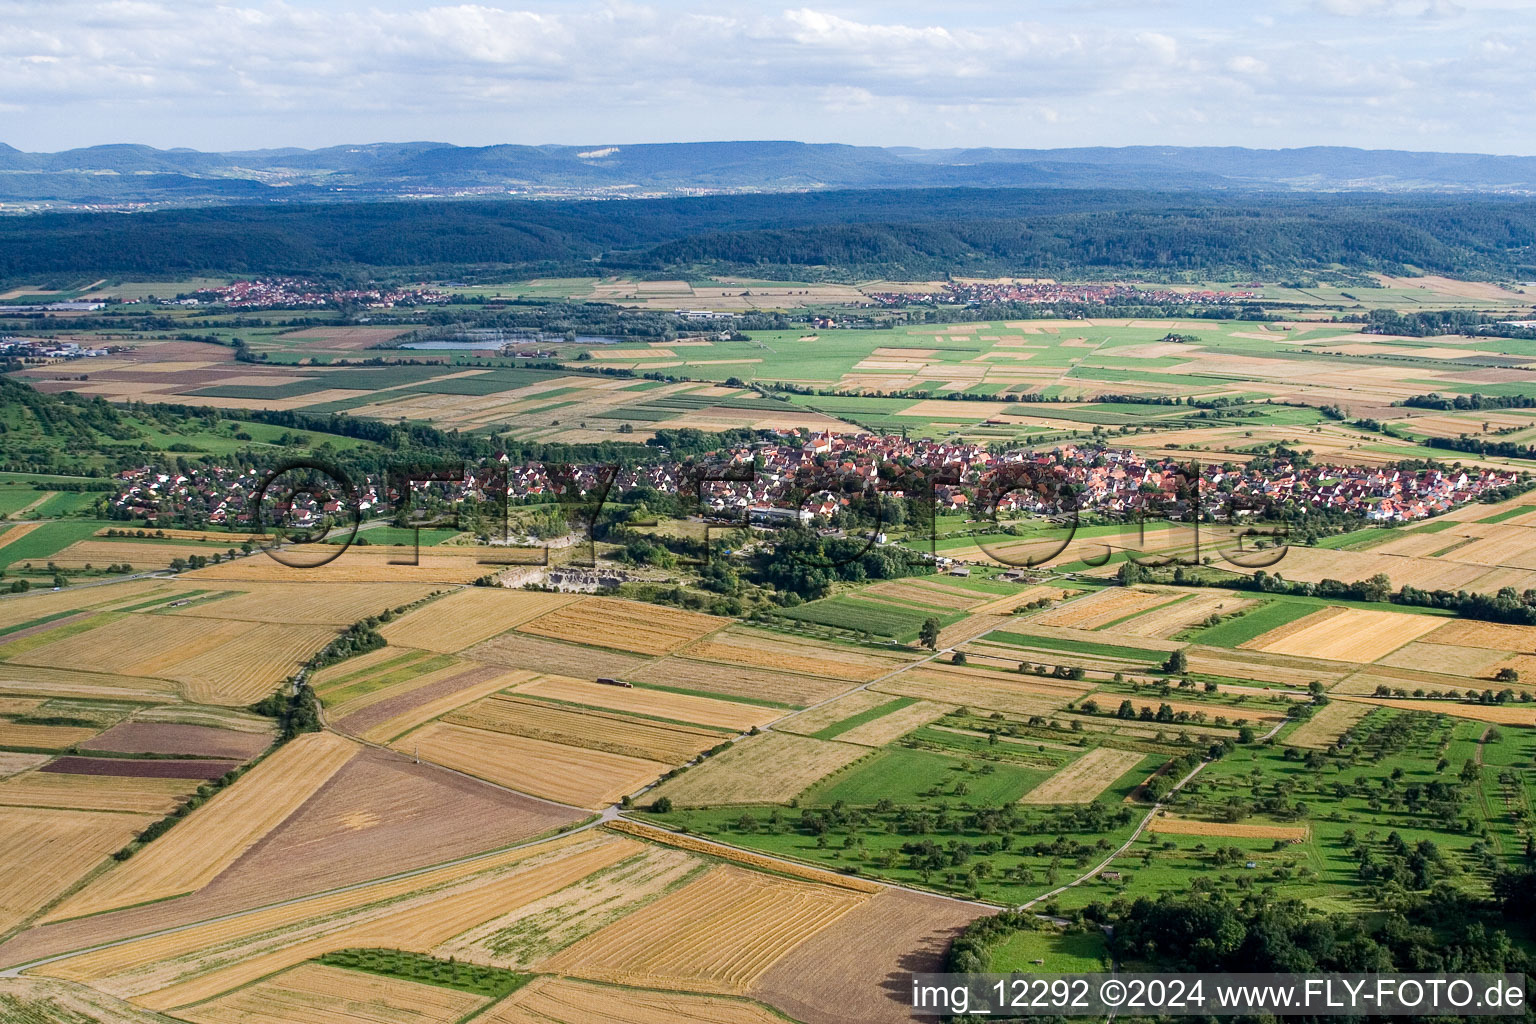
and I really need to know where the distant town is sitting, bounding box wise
[106,430,1516,535]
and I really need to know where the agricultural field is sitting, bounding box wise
[5,291,1536,1021]
[514,596,724,656]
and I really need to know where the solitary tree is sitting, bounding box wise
[919,616,942,650]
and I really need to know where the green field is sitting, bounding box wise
[810,697,916,740]
[990,928,1110,972]
[778,594,965,640]
[1189,600,1320,647]
[0,519,112,566]
[807,746,1054,806]
[987,630,1167,663]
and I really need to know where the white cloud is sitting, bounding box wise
[0,0,1530,153]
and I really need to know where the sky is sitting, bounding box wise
[2,0,1534,154]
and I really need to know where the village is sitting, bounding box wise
[104,429,1519,537]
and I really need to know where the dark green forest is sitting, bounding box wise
[2,189,1534,280]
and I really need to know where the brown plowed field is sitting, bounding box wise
[38,832,638,1010]
[83,722,271,760]
[175,962,486,1024]
[41,757,234,780]
[751,888,988,1024]
[44,732,357,922]
[334,665,534,744]
[475,976,785,1024]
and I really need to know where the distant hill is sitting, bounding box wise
[4,141,1536,207]
[3,188,1534,280]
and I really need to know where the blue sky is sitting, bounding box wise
[2,0,1533,153]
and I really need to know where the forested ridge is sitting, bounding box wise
[2,189,1534,279]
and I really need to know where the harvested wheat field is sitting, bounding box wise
[1376,641,1512,677]
[399,722,667,808]
[681,627,918,681]
[751,888,988,1024]
[174,962,486,1024]
[1148,815,1309,840]
[0,772,193,814]
[776,691,893,736]
[0,752,47,778]
[163,623,337,705]
[444,694,728,764]
[938,613,1014,648]
[1246,608,1446,662]
[6,615,252,679]
[517,597,724,656]
[509,675,780,731]
[1285,701,1373,749]
[1033,587,1183,630]
[462,633,649,680]
[1335,696,1536,725]
[0,978,179,1024]
[0,807,153,935]
[337,665,535,745]
[629,656,850,707]
[37,832,637,1010]
[1419,619,1536,651]
[644,732,867,808]
[436,842,707,969]
[0,723,98,749]
[1020,747,1147,804]
[1117,591,1257,638]
[164,582,436,626]
[380,588,580,653]
[45,541,220,570]
[179,744,584,916]
[864,578,982,610]
[475,976,784,1024]
[874,665,1077,718]
[0,665,180,703]
[0,580,169,630]
[181,547,492,585]
[605,820,881,894]
[544,863,867,995]
[834,700,955,747]
[44,732,357,923]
